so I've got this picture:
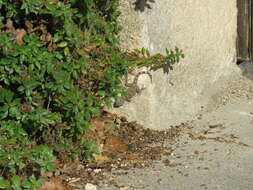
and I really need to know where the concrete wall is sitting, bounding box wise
[112,0,238,129]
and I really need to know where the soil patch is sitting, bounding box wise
[42,111,185,189]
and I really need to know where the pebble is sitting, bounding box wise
[94,169,101,173]
[85,183,97,190]
[120,187,130,190]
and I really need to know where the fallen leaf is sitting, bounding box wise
[55,160,63,169]
[163,159,182,167]
[48,43,57,52]
[42,172,53,178]
[90,118,105,133]
[67,178,80,186]
[162,159,171,166]
[38,177,68,190]
[39,24,47,34]
[6,19,14,31]
[87,162,111,169]
[92,154,111,164]
[15,29,27,45]
[46,33,52,42]
[19,103,32,113]
[25,20,33,33]
[103,135,127,155]
[130,159,141,165]
[126,153,141,160]
[188,132,206,140]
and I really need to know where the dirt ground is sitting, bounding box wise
[42,69,253,190]
[97,71,253,190]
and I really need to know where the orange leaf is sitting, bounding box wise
[103,135,127,155]
[92,154,111,164]
[38,177,68,190]
[15,29,27,45]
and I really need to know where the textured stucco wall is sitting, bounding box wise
[112,0,238,129]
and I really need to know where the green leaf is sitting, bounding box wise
[98,90,106,97]
[21,179,31,189]
[35,178,45,187]
[0,88,14,103]
[55,52,63,60]
[11,175,21,186]
[64,47,69,55]
[57,41,68,48]
[0,178,10,189]
[53,71,68,83]
[11,184,22,190]
[0,107,9,119]
[45,4,56,11]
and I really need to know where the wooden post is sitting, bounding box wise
[237,0,252,61]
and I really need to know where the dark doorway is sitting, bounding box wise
[237,0,253,62]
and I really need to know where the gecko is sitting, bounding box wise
[114,71,152,107]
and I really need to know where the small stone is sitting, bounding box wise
[85,183,97,190]
[120,187,130,190]
[94,169,101,173]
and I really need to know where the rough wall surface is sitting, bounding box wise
[113,0,238,129]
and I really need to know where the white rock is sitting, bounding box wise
[85,183,97,190]
[120,187,130,190]
[94,169,101,173]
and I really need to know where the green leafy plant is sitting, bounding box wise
[0,0,184,188]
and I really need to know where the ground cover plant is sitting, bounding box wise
[0,0,184,189]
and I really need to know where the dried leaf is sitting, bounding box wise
[92,154,111,164]
[15,29,27,45]
[46,33,52,42]
[90,118,106,137]
[40,34,47,42]
[38,177,68,190]
[67,178,80,186]
[40,24,47,34]
[103,135,127,155]
[126,153,141,160]
[19,103,32,113]
[188,132,206,140]
[6,19,14,31]
[55,160,63,169]
[48,43,57,52]
[25,20,33,33]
